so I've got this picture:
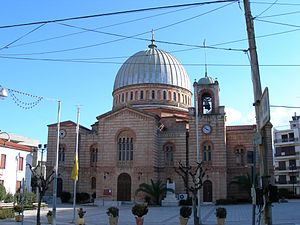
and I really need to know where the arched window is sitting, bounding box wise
[201,93,213,114]
[235,146,245,166]
[58,145,65,162]
[164,144,174,166]
[151,90,155,99]
[118,131,134,161]
[140,90,144,100]
[163,91,167,100]
[173,92,177,101]
[203,142,212,162]
[91,177,96,189]
[130,91,134,100]
[90,145,98,167]
[121,93,125,103]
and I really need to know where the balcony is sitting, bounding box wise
[274,137,299,144]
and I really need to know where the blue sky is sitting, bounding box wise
[0,0,299,144]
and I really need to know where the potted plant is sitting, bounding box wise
[179,206,192,225]
[106,206,119,225]
[13,205,23,222]
[131,203,148,225]
[216,207,227,225]
[77,208,86,225]
[46,210,53,224]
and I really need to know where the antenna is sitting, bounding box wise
[203,39,208,77]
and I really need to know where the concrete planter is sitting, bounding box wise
[109,216,118,225]
[179,216,189,225]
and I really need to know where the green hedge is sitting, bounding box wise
[0,208,14,219]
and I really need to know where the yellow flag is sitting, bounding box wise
[71,153,78,181]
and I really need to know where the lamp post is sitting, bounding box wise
[38,144,47,177]
[0,85,61,225]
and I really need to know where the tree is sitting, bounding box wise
[27,163,55,225]
[135,179,173,205]
[231,172,259,200]
[175,161,206,225]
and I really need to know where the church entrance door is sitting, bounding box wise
[117,173,131,201]
[203,180,212,202]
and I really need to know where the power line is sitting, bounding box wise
[0,0,238,29]
[1,2,239,56]
[255,18,300,28]
[3,5,198,50]
[257,10,300,19]
[1,55,299,67]
[270,105,300,109]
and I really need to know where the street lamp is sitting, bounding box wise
[38,144,47,177]
[0,85,61,225]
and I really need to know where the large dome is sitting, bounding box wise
[113,45,191,92]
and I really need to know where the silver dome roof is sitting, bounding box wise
[113,47,191,91]
[198,75,215,85]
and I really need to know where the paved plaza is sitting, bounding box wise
[1,200,300,225]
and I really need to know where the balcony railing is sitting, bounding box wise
[274,137,299,144]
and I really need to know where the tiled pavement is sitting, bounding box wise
[1,200,300,225]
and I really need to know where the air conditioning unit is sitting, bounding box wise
[178,193,188,200]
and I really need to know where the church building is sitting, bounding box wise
[46,38,273,203]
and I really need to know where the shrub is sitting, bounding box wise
[0,184,6,201]
[216,207,227,218]
[60,191,71,203]
[4,193,14,203]
[131,204,148,217]
[47,210,52,217]
[180,206,192,218]
[106,206,119,217]
[77,208,86,218]
[0,208,14,219]
[76,192,90,203]
[179,197,192,206]
[14,205,23,215]
[14,191,36,207]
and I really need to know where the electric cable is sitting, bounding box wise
[0,0,238,29]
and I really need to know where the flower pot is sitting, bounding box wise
[109,216,118,225]
[77,217,85,225]
[135,216,144,225]
[47,215,53,224]
[15,215,23,222]
[179,216,189,225]
[217,217,225,225]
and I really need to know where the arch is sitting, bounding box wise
[202,141,213,162]
[203,180,213,202]
[58,144,65,162]
[163,142,175,166]
[234,145,245,166]
[91,177,96,189]
[117,173,131,201]
[116,128,135,161]
[90,144,98,167]
[198,89,215,114]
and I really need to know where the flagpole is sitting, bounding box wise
[72,106,80,223]
[52,100,61,225]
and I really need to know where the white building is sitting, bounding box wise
[274,113,300,196]
[0,133,38,194]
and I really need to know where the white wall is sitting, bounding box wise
[0,146,32,194]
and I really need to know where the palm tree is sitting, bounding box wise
[135,179,172,205]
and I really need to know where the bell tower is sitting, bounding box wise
[194,74,221,115]
[190,73,227,202]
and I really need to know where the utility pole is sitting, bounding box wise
[243,0,272,224]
